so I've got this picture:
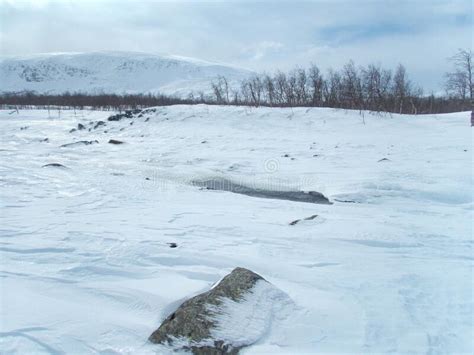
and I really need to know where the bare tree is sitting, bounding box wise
[393,64,411,114]
[262,73,275,106]
[211,75,230,104]
[273,71,288,105]
[245,75,263,107]
[361,64,392,112]
[445,49,473,102]
[341,61,363,110]
[295,68,308,105]
[325,69,342,108]
[308,64,324,106]
[285,70,299,106]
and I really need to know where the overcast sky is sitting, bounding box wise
[0,0,472,92]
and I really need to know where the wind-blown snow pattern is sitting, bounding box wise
[0,51,251,96]
[205,280,293,350]
[0,105,472,354]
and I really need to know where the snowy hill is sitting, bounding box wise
[0,106,472,353]
[0,51,251,96]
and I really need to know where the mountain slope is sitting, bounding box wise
[0,51,251,96]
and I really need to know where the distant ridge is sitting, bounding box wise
[0,51,252,97]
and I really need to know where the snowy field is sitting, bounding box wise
[0,105,472,354]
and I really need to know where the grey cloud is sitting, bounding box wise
[0,0,471,91]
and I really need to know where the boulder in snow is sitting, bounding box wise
[149,267,290,354]
[108,139,124,145]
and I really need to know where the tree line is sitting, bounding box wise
[1,49,471,114]
[210,48,472,114]
[0,92,193,111]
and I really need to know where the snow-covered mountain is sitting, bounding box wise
[0,51,252,96]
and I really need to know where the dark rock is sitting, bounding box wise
[149,267,267,354]
[107,113,129,121]
[42,163,66,168]
[69,128,77,133]
[77,123,86,130]
[201,140,207,144]
[40,138,49,143]
[60,140,98,148]
[282,154,290,157]
[378,158,390,162]
[193,178,332,205]
[289,214,318,225]
[334,199,358,203]
[289,219,301,226]
[168,243,177,248]
[108,139,124,145]
[93,121,106,129]
[107,109,142,121]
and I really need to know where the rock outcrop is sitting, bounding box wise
[193,178,331,204]
[149,267,286,354]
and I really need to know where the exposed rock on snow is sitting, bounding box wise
[42,163,67,168]
[93,121,106,129]
[193,178,331,204]
[60,140,98,148]
[149,267,289,354]
[107,110,140,121]
[289,214,318,225]
[108,139,124,145]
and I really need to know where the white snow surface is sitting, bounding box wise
[0,51,251,97]
[0,105,472,354]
